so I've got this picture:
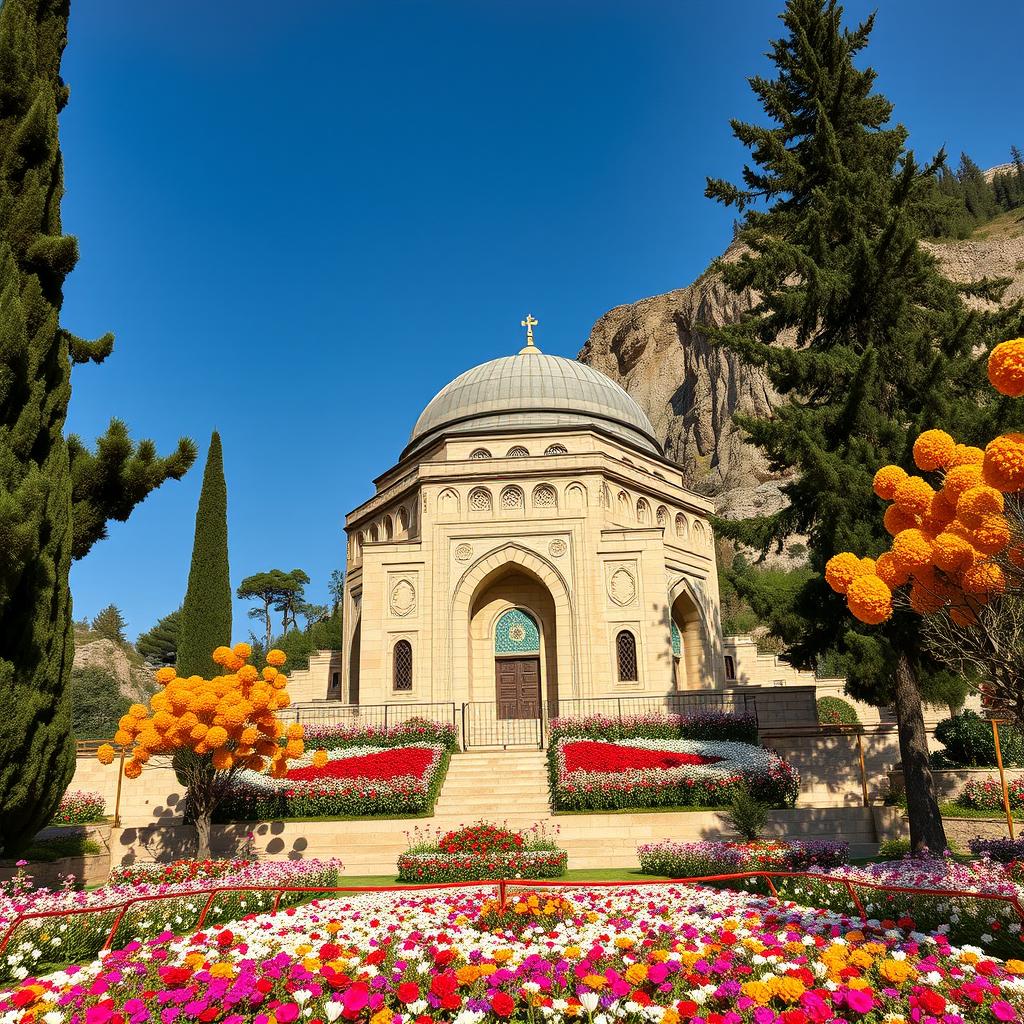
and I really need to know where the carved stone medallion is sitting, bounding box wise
[390,579,416,617]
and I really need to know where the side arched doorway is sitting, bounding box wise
[670,584,714,690]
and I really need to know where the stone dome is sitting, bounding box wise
[404,350,662,458]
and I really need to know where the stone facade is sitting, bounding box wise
[340,347,726,716]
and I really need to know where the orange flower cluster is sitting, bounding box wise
[826,342,1024,627]
[96,643,311,781]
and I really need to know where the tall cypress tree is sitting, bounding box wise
[0,0,196,853]
[705,0,1022,851]
[177,432,231,678]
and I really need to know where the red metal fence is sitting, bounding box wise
[2,872,1022,960]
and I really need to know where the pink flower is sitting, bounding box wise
[993,1002,1017,1021]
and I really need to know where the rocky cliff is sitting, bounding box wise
[579,213,1024,519]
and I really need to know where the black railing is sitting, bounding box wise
[461,692,758,749]
[289,701,458,735]
[551,691,758,725]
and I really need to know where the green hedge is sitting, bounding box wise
[816,696,860,726]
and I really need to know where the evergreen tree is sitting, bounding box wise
[136,608,181,665]
[704,0,1021,852]
[91,604,127,645]
[70,666,129,740]
[0,0,195,853]
[177,433,231,678]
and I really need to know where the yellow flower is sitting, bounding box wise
[847,574,893,625]
[913,429,956,472]
[154,666,177,684]
[987,338,1024,397]
[932,531,977,573]
[233,641,252,660]
[614,936,634,949]
[209,962,235,979]
[741,981,772,1005]
[875,552,910,588]
[565,945,582,959]
[493,948,514,963]
[873,464,908,501]
[961,561,1006,595]
[893,475,935,517]
[942,463,984,504]
[891,528,935,574]
[369,1010,393,1024]
[1004,959,1024,975]
[582,974,607,991]
[878,959,914,984]
[768,976,805,1004]
[124,760,143,779]
[97,743,115,765]
[983,433,1024,493]
[824,552,864,595]
[266,648,287,667]
[624,964,648,985]
[884,505,919,537]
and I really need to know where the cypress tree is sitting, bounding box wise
[177,432,231,678]
[705,0,1022,851]
[0,0,195,853]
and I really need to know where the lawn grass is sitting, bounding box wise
[331,868,673,887]
[939,801,1023,821]
[11,835,102,863]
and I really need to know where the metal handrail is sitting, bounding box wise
[3,870,1021,960]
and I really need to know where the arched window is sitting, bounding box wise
[616,630,638,682]
[494,608,540,654]
[506,445,530,458]
[438,488,460,515]
[393,640,413,691]
[675,513,688,539]
[656,506,669,530]
[636,498,651,524]
[468,487,493,513]
[367,524,379,543]
[544,443,568,455]
[500,485,525,511]
[397,506,410,532]
[470,448,492,460]
[671,621,681,658]
[693,520,707,545]
[382,515,393,540]
[566,483,586,511]
[617,491,630,519]
[671,621,683,691]
[532,484,557,509]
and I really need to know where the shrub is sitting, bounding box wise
[957,776,1024,811]
[438,823,523,855]
[724,786,768,840]
[71,666,130,740]
[967,836,1024,862]
[934,710,1022,767]
[49,791,106,825]
[877,837,911,858]
[816,696,860,726]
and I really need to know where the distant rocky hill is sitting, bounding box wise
[579,211,1024,520]
[73,635,157,703]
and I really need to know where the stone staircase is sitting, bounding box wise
[431,750,551,823]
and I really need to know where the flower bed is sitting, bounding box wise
[214,741,450,820]
[549,709,758,745]
[549,735,799,810]
[47,791,106,826]
[397,821,567,882]
[638,837,849,876]
[958,776,1024,811]
[0,858,340,982]
[971,837,1024,863]
[5,880,1024,1022]
[302,716,459,752]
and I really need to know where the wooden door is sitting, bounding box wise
[495,657,541,720]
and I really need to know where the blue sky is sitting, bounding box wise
[61,0,1023,640]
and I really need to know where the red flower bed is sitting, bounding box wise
[286,745,435,782]
[561,739,722,774]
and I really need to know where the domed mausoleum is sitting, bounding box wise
[339,323,727,744]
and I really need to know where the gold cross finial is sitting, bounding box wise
[519,313,541,354]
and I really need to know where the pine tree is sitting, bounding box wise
[704,0,1021,852]
[0,0,195,853]
[177,433,231,678]
[136,608,181,666]
[91,604,127,644]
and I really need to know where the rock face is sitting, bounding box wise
[580,219,1024,517]
[73,637,156,703]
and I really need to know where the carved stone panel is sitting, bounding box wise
[389,578,416,618]
[607,562,638,607]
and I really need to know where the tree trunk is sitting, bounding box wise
[264,603,272,652]
[893,651,947,854]
[194,805,213,860]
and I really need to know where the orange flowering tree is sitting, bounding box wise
[826,338,1024,722]
[97,642,322,857]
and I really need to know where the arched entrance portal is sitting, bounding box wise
[670,585,713,690]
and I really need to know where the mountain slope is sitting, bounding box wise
[580,214,1024,518]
